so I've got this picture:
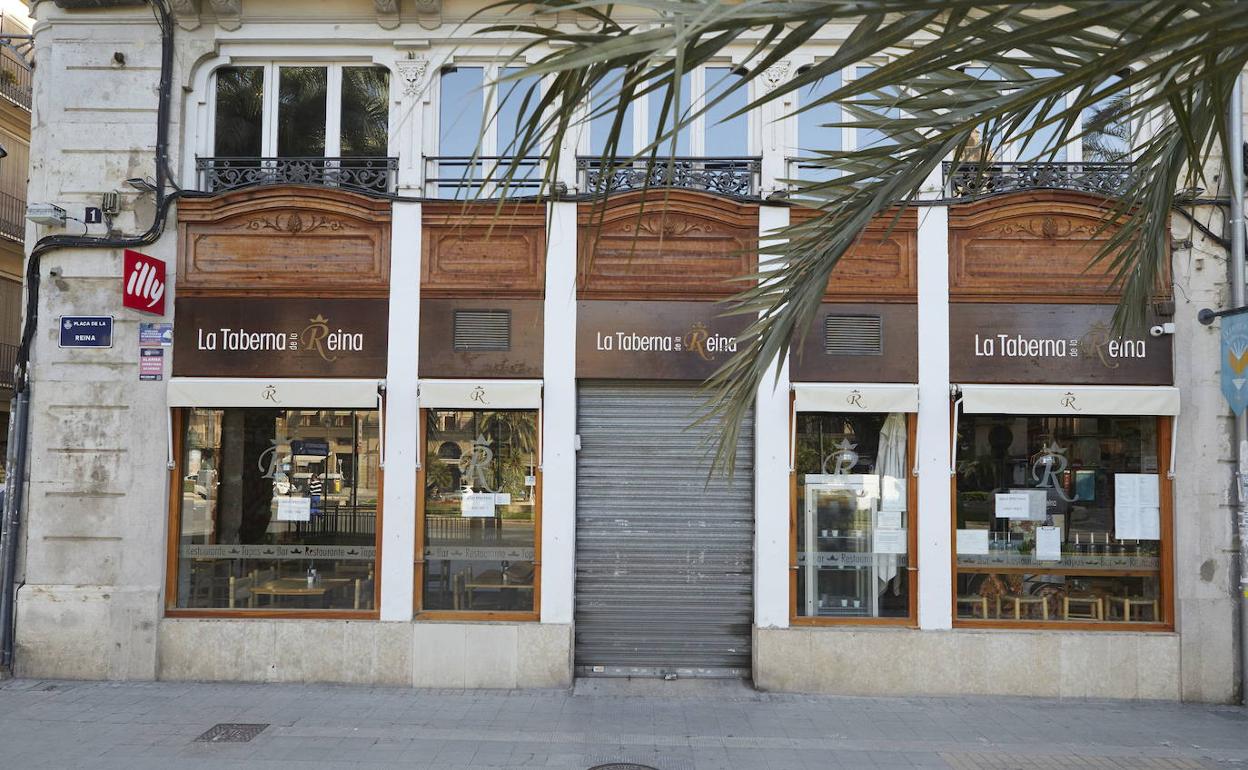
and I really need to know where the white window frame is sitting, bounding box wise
[436,60,548,158]
[208,61,392,158]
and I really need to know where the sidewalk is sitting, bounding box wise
[0,677,1245,769]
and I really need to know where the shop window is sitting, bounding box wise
[794,412,913,621]
[172,408,381,613]
[954,415,1167,625]
[419,409,539,616]
[209,63,389,158]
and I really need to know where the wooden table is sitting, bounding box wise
[458,580,533,610]
[251,578,352,609]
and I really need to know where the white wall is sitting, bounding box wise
[540,201,577,624]
[916,206,952,630]
[754,204,791,629]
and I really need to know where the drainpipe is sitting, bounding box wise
[0,387,28,670]
[1230,73,1246,705]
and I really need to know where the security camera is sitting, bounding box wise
[1149,322,1176,337]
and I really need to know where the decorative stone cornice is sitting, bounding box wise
[168,0,201,30]
[415,0,441,30]
[374,0,399,30]
[395,57,431,101]
[760,61,791,93]
[207,0,241,31]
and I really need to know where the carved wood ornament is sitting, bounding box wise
[422,202,547,298]
[790,206,918,302]
[578,190,759,300]
[177,186,392,298]
[948,190,1170,303]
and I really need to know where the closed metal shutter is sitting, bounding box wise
[575,381,754,679]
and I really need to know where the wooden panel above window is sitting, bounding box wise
[421,202,547,299]
[948,190,1169,303]
[177,185,391,298]
[578,190,758,300]
[790,207,918,302]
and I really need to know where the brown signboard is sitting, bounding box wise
[173,297,388,378]
[578,300,750,379]
[950,303,1173,385]
[420,298,543,378]
[791,303,918,383]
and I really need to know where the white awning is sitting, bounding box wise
[167,378,382,409]
[793,383,919,413]
[959,384,1180,416]
[418,379,543,410]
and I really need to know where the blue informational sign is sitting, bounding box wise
[291,440,330,456]
[58,316,113,348]
[1222,312,1248,415]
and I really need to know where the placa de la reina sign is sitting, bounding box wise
[577,300,749,379]
[173,297,387,378]
[950,303,1173,385]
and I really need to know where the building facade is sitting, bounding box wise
[10,0,1241,701]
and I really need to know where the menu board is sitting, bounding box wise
[873,528,907,554]
[1114,473,1161,540]
[1036,526,1062,561]
[276,496,312,522]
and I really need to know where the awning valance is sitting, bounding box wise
[418,379,542,410]
[793,383,919,413]
[958,384,1180,416]
[167,378,382,409]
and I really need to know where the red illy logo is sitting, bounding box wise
[123,249,166,315]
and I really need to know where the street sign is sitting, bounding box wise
[58,316,113,348]
[1222,311,1248,415]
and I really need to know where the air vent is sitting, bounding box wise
[824,314,883,356]
[453,309,511,352]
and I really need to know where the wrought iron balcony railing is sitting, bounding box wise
[424,156,546,199]
[196,157,398,195]
[0,191,23,244]
[943,161,1134,199]
[0,342,17,390]
[0,54,30,110]
[578,156,761,198]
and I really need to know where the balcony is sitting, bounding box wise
[0,54,30,110]
[943,161,1134,199]
[0,342,16,390]
[424,156,546,199]
[577,156,761,198]
[195,157,398,196]
[0,191,23,243]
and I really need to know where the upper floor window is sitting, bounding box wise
[795,65,842,181]
[1082,73,1131,163]
[211,63,390,158]
[435,64,542,198]
[588,65,750,157]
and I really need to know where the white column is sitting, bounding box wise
[541,201,578,624]
[380,201,421,621]
[754,204,791,629]
[916,205,952,630]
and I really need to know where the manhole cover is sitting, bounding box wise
[195,723,269,743]
[588,765,660,770]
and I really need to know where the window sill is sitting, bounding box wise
[790,616,917,629]
[414,611,539,623]
[952,619,1174,633]
[164,608,380,621]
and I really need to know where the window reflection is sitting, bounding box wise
[214,66,263,157]
[176,408,380,611]
[590,69,634,156]
[278,66,327,156]
[422,410,538,613]
[797,67,841,182]
[704,67,747,156]
[340,66,389,157]
[1083,73,1131,162]
[647,72,692,154]
[795,412,911,619]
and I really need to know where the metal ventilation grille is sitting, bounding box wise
[454,309,511,352]
[824,314,883,356]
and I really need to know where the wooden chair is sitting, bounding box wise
[1062,594,1104,621]
[227,574,255,609]
[956,595,990,618]
[1108,596,1158,622]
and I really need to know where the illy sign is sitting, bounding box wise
[122,249,166,316]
